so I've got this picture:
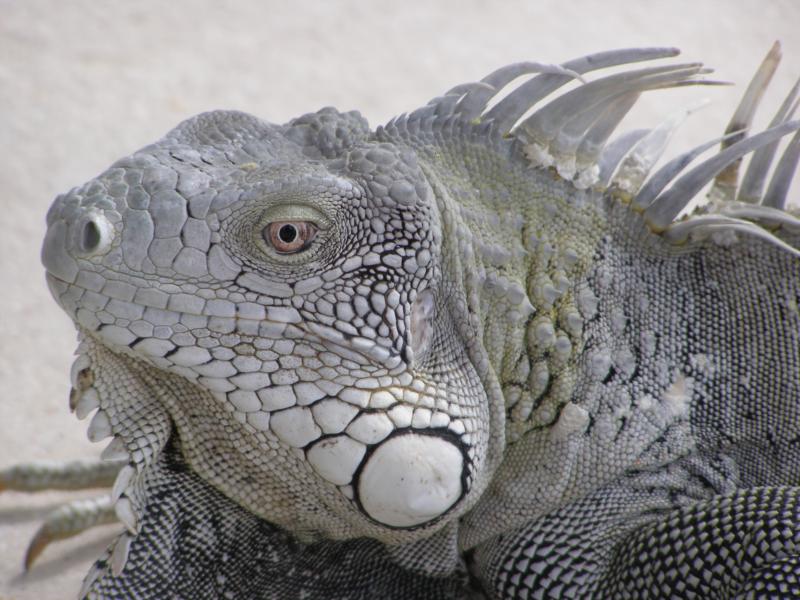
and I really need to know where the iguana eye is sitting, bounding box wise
[263,221,318,254]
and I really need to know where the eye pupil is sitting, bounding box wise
[278,224,297,244]
[263,221,318,254]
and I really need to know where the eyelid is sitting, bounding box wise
[259,203,330,230]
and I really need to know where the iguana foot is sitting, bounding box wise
[24,495,117,570]
[0,459,121,569]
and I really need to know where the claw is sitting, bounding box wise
[23,496,117,570]
[24,530,50,571]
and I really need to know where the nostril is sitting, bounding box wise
[73,213,114,257]
[80,220,102,253]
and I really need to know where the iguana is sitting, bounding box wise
[4,43,800,598]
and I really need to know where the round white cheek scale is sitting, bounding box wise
[357,433,463,528]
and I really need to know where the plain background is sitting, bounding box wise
[1,1,798,598]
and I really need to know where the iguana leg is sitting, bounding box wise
[472,478,800,598]
[0,459,121,492]
[598,486,800,599]
[736,558,800,598]
[0,459,122,568]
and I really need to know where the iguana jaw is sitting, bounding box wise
[43,228,492,542]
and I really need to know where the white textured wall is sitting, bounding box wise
[0,1,797,597]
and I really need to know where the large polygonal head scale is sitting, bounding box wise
[41,107,494,539]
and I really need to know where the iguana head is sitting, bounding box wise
[41,108,497,539]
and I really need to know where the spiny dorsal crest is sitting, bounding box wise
[383,43,800,256]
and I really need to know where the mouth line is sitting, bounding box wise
[48,272,404,369]
[47,271,305,325]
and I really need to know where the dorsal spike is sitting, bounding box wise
[561,47,680,73]
[645,120,800,230]
[452,82,496,119]
[457,64,552,120]
[721,42,782,151]
[738,77,800,203]
[485,48,681,133]
[445,82,491,97]
[456,63,583,120]
[575,93,641,173]
[714,204,800,229]
[516,64,709,168]
[548,92,641,185]
[419,94,462,120]
[633,130,743,210]
[762,128,800,210]
[482,61,585,89]
[597,129,650,186]
[663,215,800,258]
[610,103,702,196]
[709,41,783,202]
[430,94,463,117]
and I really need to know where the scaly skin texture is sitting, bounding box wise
[28,47,800,597]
